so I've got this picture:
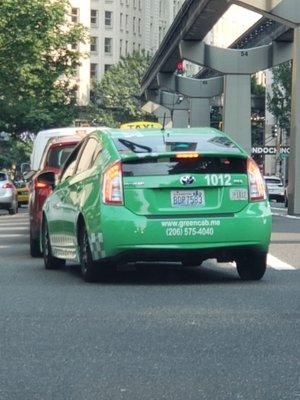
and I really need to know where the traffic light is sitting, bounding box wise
[271,124,278,137]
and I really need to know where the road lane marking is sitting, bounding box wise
[230,254,296,271]
[267,254,296,270]
[0,227,28,231]
[0,233,29,238]
[272,212,300,220]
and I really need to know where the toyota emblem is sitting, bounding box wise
[180,176,195,185]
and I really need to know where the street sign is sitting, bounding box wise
[251,146,290,155]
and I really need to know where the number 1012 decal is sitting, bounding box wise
[204,174,232,186]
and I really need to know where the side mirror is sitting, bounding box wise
[37,171,56,189]
[23,170,37,182]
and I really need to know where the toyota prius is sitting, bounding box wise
[40,128,272,282]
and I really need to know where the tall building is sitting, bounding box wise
[69,0,184,105]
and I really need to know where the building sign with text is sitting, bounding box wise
[251,146,290,155]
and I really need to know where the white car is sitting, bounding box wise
[0,172,18,214]
[264,175,285,203]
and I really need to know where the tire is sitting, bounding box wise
[8,200,17,215]
[236,252,267,281]
[79,224,98,282]
[30,229,42,258]
[42,219,65,270]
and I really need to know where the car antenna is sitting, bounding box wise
[161,112,169,144]
[162,112,166,131]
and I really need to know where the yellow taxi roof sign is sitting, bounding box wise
[120,121,163,129]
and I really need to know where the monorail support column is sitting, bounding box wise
[288,26,300,215]
[173,110,189,128]
[190,98,210,127]
[223,75,251,154]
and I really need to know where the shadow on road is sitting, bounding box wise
[57,262,245,286]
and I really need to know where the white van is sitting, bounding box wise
[30,127,107,171]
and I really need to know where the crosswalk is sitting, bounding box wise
[0,211,29,254]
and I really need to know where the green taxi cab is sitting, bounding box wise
[40,128,272,282]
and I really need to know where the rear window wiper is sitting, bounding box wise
[118,138,152,153]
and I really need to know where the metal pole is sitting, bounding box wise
[288,26,300,215]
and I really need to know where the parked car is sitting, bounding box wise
[264,175,285,202]
[0,172,18,215]
[28,136,82,257]
[14,177,29,207]
[40,127,272,282]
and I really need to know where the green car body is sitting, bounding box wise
[42,128,272,281]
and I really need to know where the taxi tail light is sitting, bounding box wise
[3,182,14,189]
[247,158,266,201]
[103,161,124,205]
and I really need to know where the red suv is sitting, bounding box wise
[29,136,82,257]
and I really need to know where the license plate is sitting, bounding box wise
[171,190,205,207]
[230,188,248,200]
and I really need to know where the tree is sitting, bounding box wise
[0,134,32,171]
[267,61,292,134]
[251,75,265,96]
[89,51,155,127]
[0,0,86,135]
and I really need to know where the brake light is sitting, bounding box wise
[102,161,123,205]
[247,158,266,201]
[175,152,199,159]
[3,182,14,189]
[35,181,49,189]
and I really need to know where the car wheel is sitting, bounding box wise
[236,252,267,281]
[30,229,42,257]
[42,219,65,270]
[8,203,16,215]
[79,225,98,282]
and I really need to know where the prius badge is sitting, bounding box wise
[180,176,195,185]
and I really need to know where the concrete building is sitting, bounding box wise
[69,0,184,105]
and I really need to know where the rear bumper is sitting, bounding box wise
[17,194,29,204]
[95,201,272,261]
[268,194,284,202]
[0,193,14,208]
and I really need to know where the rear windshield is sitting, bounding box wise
[265,178,282,185]
[0,173,7,181]
[123,157,247,177]
[46,145,77,169]
[113,133,240,154]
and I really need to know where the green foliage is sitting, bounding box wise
[90,51,155,127]
[267,61,292,133]
[0,135,33,170]
[251,75,265,96]
[0,0,86,135]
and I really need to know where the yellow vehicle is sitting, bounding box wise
[120,121,163,129]
[14,179,29,206]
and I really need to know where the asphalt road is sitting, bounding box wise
[0,207,299,400]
